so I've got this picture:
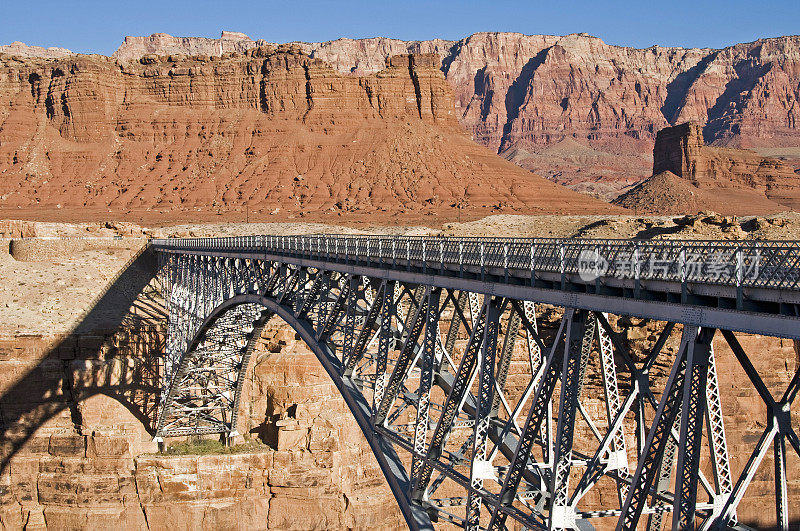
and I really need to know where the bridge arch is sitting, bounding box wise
[151,235,800,529]
[157,292,433,531]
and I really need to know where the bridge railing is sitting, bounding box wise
[150,235,800,291]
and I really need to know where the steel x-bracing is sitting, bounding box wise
[150,235,800,530]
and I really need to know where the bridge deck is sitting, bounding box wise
[151,235,800,338]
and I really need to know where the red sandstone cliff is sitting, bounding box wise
[7,30,800,209]
[109,32,800,197]
[0,47,614,222]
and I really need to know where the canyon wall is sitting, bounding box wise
[6,30,800,208]
[0,325,404,530]
[109,31,800,196]
[113,31,800,148]
[298,32,800,199]
[0,46,612,222]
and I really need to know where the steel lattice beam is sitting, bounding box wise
[150,235,800,530]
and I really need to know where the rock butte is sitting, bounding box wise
[615,122,800,215]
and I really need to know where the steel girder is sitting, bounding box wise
[153,242,799,530]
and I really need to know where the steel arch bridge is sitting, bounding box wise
[150,235,800,530]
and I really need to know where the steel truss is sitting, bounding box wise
[152,236,800,530]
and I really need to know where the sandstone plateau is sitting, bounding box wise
[110,31,800,197]
[0,46,615,224]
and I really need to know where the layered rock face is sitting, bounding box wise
[618,122,800,214]
[111,31,800,196]
[0,240,404,529]
[112,32,272,62]
[0,317,403,530]
[9,30,800,205]
[438,33,800,151]
[654,122,799,186]
[0,47,612,222]
[0,43,73,60]
[0,328,404,530]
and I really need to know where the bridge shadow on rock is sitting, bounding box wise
[0,244,166,473]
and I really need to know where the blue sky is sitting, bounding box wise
[3,0,799,56]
